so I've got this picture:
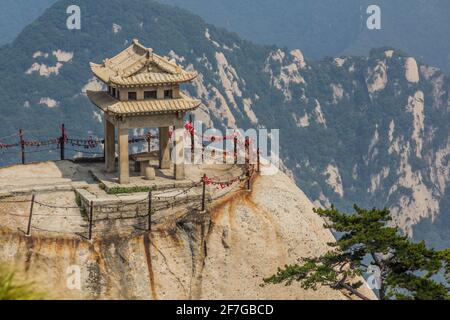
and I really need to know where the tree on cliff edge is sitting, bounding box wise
[263,206,450,300]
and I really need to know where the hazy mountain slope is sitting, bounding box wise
[158,0,450,74]
[3,0,450,73]
[0,0,55,45]
[158,0,361,59]
[0,0,449,248]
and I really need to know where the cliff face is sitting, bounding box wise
[0,169,376,300]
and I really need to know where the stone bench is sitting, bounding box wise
[131,151,158,175]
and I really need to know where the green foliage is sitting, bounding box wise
[0,265,45,300]
[106,185,154,195]
[263,205,450,300]
[75,193,87,220]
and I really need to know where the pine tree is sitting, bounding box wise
[263,205,450,300]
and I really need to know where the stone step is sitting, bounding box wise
[0,181,90,197]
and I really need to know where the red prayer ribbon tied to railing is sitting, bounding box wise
[203,135,235,142]
[22,138,60,147]
[184,120,254,145]
[185,121,195,135]
[0,142,19,149]
[203,174,243,189]
[60,133,68,144]
[67,137,103,149]
[144,132,157,142]
[0,125,253,151]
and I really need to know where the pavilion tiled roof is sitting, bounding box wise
[86,90,201,116]
[90,39,197,87]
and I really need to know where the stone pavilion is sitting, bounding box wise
[87,39,200,184]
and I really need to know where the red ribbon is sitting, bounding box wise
[184,121,195,135]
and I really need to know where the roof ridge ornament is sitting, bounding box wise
[146,48,153,59]
[104,58,111,68]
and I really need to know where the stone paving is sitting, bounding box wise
[0,159,247,236]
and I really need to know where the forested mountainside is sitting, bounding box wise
[158,0,450,74]
[0,0,449,247]
[0,0,55,45]
[4,1,450,74]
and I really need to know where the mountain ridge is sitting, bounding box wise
[0,0,55,45]
[3,1,450,75]
[157,0,450,75]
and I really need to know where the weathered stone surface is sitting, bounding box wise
[144,167,156,180]
[0,166,376,300]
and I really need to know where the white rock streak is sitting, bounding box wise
[112,23,122,33]
[26,50,73,77]
[324,163,344,197]
[26,62,64,77]
[53,50,73,62]
[39,97,59,108]
[313,99,327,127]
[330,83,344,104]
[243,98,258,124]
[405,57,420,83]
[293,113,310,128]
[264,49,306,101]
[82,77,105,93]
[407,91,425,157]
[205,28,220,47]
[390,142,439,236]
[366,60,387,94]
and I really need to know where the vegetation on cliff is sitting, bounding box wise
[264,206,450,300]
[0,264,44,300]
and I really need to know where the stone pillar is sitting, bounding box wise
[173,122,185,180]
[157,88,164,100]
[159,127,170,169]
[104,117,115,173]
[173,85,180,98]
[118,127,130,184]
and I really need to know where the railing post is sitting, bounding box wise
[201,174,206,212]
[245,136,250,167]
[146,132,151,153]
[88,201,94,241]
[202,144,205,163]
[201,129,205,164]
[257,147,260,173]
[26,194,35,236]
[233,136,238,164]
[247,168,251,191]
[60,123,65,161]
[19,129,25,165]
[190,114,195,163]
[148,134,151,153]
[148,190,152,232]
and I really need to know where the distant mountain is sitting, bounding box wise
[3,0,450,75]
[0,0,55,45]
[158,0,450,74]
[0,0,449,249]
